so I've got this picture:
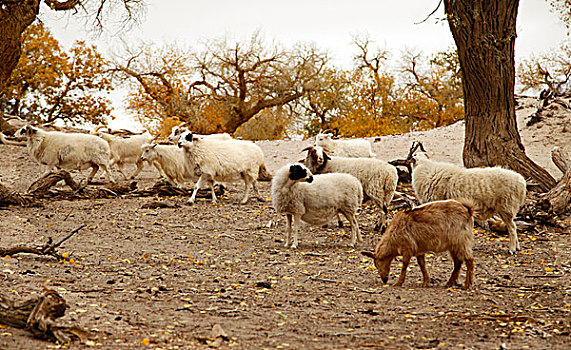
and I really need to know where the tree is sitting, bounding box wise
[517,43,571,96]
[3,22,113,125]
[444,0,557,191]
[0,0,141,132]
[114,33,328,136]
[401,47,464,127]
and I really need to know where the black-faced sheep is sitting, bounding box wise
[362,199,475,289]
[303,146,397,231]
[271,163,363,249]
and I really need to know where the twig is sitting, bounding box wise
[43,224,86,254]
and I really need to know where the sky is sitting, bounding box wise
[40,0,569,130]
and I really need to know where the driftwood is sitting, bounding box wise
[0,132,26,146]
[389,141,426,183]
[540,147,571,216]
[2,172,227,207]
[133,180,225,199]
[0,183,32,207]
[0,224,85,260]
[0,289,89,343]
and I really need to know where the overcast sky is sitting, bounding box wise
[40,0,569,129]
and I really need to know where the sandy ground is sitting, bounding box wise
[0,96,569,349]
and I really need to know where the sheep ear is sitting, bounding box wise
[361,251,376,259]
[323,152,331,160]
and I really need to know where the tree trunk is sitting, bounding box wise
[444,0,556,192]
[0,2,40,134]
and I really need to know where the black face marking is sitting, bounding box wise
[184,132,193,142]
[289,164,308,181]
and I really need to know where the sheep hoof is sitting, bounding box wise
[337,221,344,228]
[186,200,195,206]
[256,197,266,202]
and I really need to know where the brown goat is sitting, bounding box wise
[362,199,475,289]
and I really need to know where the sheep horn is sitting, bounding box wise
[301,146,314,153]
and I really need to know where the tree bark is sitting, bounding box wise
[444,0,556,192]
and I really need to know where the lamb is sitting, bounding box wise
[271,163,363,249]
[411,149,527,254]
[168,125,232,143]
[303,146,397,231]
[98,131,155,179]
[314,131,375,158]
[362,199,475,289]
[15,125,114,183]
[141,143,198,186]
[178,131,265,204]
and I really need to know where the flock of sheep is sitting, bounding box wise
[12,125,528,290]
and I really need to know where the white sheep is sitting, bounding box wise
[98,132,155,179]
[362,199,475,289]
[178,131,265,204]
[315,131,375,158]
[16,125,114,183]
[141,143,198,187]
[303,146,397,231]
[168,125,232,143]
[271,163,363,249]
[411,150,527,254]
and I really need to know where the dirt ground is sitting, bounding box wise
[0,97,569,349]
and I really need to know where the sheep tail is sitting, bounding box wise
[454,197,475,217]
[258,163,273,182]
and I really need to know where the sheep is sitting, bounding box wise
[168,125,232,143]
[314,131,375,158]
[15,125,114,183]
[303,146,397,231]
[177,131,265,204]
[411,149,527,254]
[140,143,198,186]
[98,132,155,179]
[362,199,475,289]
[271,163,363,249]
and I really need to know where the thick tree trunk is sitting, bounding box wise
[444,0,556,192]
[0,2,40,134]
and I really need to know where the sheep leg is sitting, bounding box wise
[129,158,145,179]
[189,176,209,204]
[337,214,343,228]
[445,255,463,288]
[463,258,474,290]
[394,255,411,287]
[240,173,252,204]
[153,161,167,179]
[343,212,362,247]
[100,164,115,183]
[86,164,100,183]
[284,214,293,248]
[373,203,388,232]
[251,179,265,202]
[416,255,430,287]
[499,213,519,254]
[290,215,301,249]
[116,162,129,179]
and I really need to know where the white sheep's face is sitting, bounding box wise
[141,144,158,162]
[288,163,314,183]
[315,133,332,144]
[411,151,430,168]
